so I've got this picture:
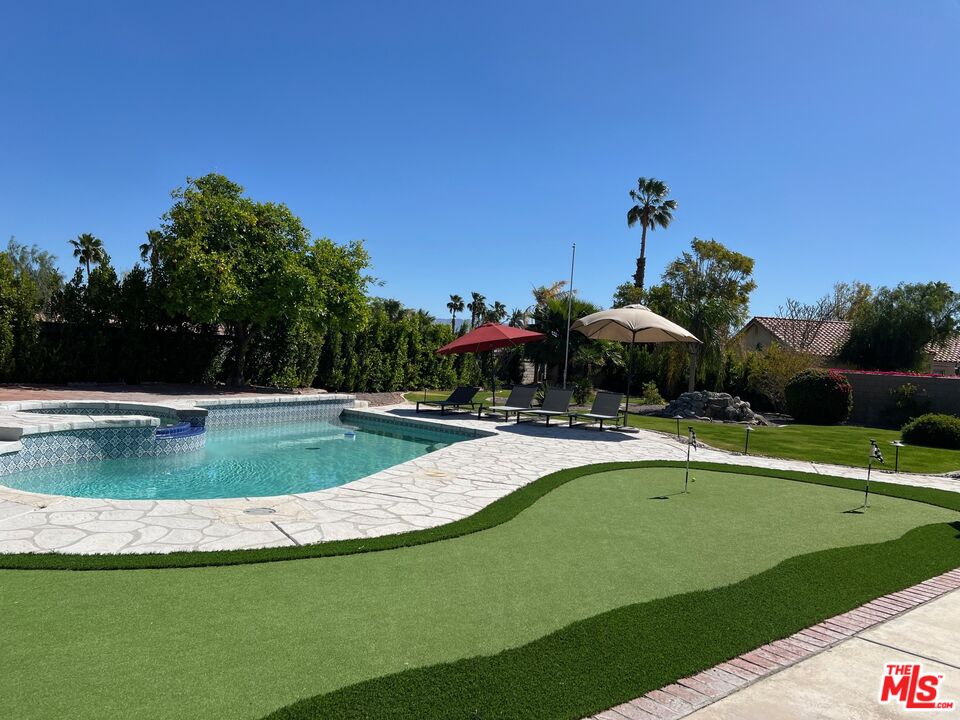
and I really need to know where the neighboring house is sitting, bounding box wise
[733,316,960,375]
[929,336,960,376]
[734,317,851,364]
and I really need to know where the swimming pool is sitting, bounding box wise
[1,418,464,500]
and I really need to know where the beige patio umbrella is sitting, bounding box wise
[571,304,701,422]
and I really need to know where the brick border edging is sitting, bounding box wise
[588,567,960,720]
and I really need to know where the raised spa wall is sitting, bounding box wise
[0,394,357,478]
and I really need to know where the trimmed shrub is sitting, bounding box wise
[637,380,666,405]
[784,369,853,425]
[901,413,960,450]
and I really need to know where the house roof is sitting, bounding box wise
[747,317,851,357]
[929,335,960,364]
[740,316,960,364]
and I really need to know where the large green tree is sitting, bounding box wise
[648,238,756,391]
[840,282,959,371]
[626,177,677,291]
[154,174,369,385]
[5,238,62,311]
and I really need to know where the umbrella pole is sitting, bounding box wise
[623,331,637,428]
[490,350,496,408]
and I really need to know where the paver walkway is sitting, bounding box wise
[0,404,957,554]
[589,571,960,720]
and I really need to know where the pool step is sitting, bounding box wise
[155,422,205,439]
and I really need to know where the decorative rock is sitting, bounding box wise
[658,391,764,424]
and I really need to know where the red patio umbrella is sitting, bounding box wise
[436,323,545,406]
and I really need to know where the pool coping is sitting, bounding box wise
[0,403,957,555]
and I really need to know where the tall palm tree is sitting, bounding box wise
[626,177,677,291]
[68,233,107,279]
[467,292,486,327]
[489,300,508,323]
[139,230,162,272]
[446,294,464,333]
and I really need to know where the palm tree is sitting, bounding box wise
[139,230,162,272]
[467,292,486,327]
[626,177,677,291]
[508,308,526,327]
[446,294,464,333]
[531,280,566,307]
[489,301,508,323]
[68,233,107,279]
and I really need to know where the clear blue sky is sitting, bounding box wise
[2,1,958,320]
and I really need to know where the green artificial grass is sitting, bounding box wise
[265,522,960,720]
[3,462,960,571]
[1,467,957,720]
[626,415,960,473]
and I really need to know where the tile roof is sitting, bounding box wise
[929,335,960,363]
[743,317,960,363]
[748,317,851,357]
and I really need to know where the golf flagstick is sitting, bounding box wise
[684,427,697,493]
[864,439,884,508]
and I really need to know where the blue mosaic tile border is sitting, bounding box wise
[0,426,207,477]
[203,399,354,428]
[340,409,493,439]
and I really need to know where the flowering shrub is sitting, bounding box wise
[835,368,960,379]
[901,413,960,450]
[785,369,853,425]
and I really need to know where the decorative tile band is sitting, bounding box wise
[0,426,207,477]
[203,398,355,428]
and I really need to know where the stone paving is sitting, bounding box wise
[0,404,957,555]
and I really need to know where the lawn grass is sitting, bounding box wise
[627,414,960,474]
[1,466,957,720]
[405,390,960,473]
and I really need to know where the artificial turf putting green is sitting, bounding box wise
[1,467,957,720]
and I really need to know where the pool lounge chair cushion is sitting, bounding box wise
[478,385,538,421]
[416,386,481,414]
[568,390,625,429]
[517,388,574,426]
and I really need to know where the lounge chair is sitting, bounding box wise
[568,390,625,430]
[415,386,481,414]
[478,385,538,421]
[516,388,574,426]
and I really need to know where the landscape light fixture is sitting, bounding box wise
[743,425,754,455]
[673,414,684,440]
[684,427,698,493]
[889,440,905,473]
[864,439,884,508]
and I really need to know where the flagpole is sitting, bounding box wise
[562,243,576,389]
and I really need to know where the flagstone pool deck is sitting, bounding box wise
[0,402,958,555]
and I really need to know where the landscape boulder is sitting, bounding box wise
[658,391,764,424]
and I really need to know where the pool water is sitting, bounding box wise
[3,419,462,500]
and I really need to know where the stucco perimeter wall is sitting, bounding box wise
[842,372,960,427]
